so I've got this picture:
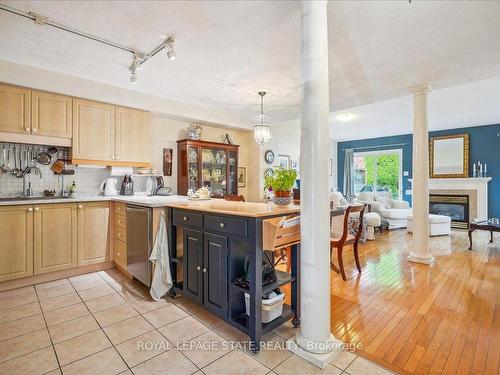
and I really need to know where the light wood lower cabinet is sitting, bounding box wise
[113,203,127,270]
[114,239,127,269]
[34,203,77,274]
[0,206,34,282]
[77,202,110,267]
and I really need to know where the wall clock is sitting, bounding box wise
[264,150,275,165]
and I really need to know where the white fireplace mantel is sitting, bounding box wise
[409,177,492,220]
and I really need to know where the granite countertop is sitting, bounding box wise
[0,194,300,217]
[0,194,190,207]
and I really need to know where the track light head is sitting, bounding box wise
[165,40,176,60]
[130,71,137,84]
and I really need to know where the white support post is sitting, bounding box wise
[287,1,343,368]
[408,86,435,265]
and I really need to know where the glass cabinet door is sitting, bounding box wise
[187,146,199,192]
[201,148,227,197]
[228,150,237,195]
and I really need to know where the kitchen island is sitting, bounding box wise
[165,200,301,351]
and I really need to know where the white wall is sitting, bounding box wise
[149,115,260,200]
[0,60,261,200]
[0,59,247,129]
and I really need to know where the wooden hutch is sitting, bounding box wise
[177,139,239,197]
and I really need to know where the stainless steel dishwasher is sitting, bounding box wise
[126,205,152,286]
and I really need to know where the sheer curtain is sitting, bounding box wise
[343,148,354,196]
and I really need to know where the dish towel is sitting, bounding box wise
[149,213,173,301]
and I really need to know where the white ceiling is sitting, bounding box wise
[1,0,500,139]
[330,77,500,141]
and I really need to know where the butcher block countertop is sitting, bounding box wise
[167,200,300,218]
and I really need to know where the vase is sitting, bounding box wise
[273,190,292,206]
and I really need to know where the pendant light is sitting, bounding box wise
[253,91,272,145]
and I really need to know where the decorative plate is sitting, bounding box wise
[264,150,275,165]
[264,168,274,178]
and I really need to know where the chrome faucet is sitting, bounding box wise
[22,166,42,197]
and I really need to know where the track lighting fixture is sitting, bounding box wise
[0,3,177,85]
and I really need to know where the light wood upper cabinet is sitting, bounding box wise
[77,202,110,266]
[115,106,150,163]
[72,98,115,161]
[34,203,77,274]
[0,206,33,282]
[0,84,30,134]
[31,90,72,138]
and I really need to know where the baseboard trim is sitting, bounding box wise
[0,261,115,292]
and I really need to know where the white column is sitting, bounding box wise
[408,86,435,265]
[287,1,342,368]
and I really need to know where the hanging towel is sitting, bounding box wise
[149,213,173,301]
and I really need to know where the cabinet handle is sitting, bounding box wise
[27,207,33,212]
[25,127,30,133]
[116,155,120,160]
[34,207,39,211]
[196,266,201,271]
[203,268,207,273]
[32,128,37,133]
[111,156,115,160]
[183,216,188,221]
[219,222,225,228]
[78,205,83,209]
[117,252,121,256]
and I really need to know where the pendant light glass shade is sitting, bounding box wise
[253,92,271,145]
[253,124,271,145]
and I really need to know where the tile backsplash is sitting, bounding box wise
[0,142,152,197]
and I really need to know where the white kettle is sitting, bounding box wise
[100,178,118,197]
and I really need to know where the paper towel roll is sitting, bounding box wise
[110,166,133,176]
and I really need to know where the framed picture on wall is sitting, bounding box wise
[278,154,291,169]
[237,167,246,187]
[163,148,173,176]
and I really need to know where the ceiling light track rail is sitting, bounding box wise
[0,3,135,54]
[0,3,176,84]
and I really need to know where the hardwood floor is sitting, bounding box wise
[329,229,499,375]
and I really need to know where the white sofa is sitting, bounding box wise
[356,191,409,213]
[356,191,411,229]
[407,214,451,236]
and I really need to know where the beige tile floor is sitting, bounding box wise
[0,270,395,375]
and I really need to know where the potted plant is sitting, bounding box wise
[264,168,298,205]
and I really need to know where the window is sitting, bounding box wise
[353,149,403,199]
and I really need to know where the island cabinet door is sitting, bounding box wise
[203,232,228,318]
[183,228,203,304]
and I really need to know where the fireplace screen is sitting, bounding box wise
[429,194,469,229]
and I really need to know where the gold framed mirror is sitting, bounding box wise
[429,133,469,178]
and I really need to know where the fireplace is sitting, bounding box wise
[429,194,469,229]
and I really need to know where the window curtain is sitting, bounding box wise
[343,148,354,196]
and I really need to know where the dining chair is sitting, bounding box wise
[330,204,366,280]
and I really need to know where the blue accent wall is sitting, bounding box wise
[337,123,500,218]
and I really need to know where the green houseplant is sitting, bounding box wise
[264,168,298,205]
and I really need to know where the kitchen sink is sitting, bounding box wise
[0,196,70,202]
